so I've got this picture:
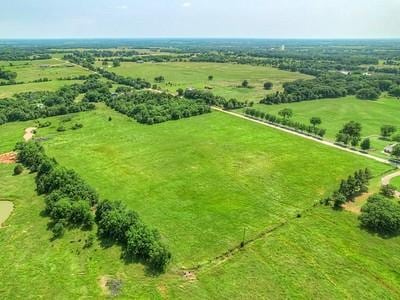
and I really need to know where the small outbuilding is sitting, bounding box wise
[384,144,398,154]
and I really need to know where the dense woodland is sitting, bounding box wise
[105,90,211,124]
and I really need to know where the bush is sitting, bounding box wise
[13,164,23,175]
[84,233,96,248]
[356,88,380,100]
[71,123,83,130]
[148,241,172,272]
[57,125,66,132]
[360,138,371,150]
[380,184,397,198]
[52,222,66,238]
[263,81,273,90]
[359,194,400,235]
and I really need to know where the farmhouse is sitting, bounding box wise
[384,144,398,154]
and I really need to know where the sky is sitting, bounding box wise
[0,0,399,39]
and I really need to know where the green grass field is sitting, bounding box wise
[0,58,91,82]
[95,61,312,101]
[33,105,390,264]
[0,80,84,99]
[0,104,397,298]
[0,103,398,298]
[391,176,400,190]
[245,96,400,156]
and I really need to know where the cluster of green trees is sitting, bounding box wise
[0,78,111,125]
[381,125,397,139]
[359,194,400,236]
[183,88,248,109]
[15,142,97,234]
[260,73,400,104]
[0,68,17,81]
[154,76,165,83]
[244,108,326,137]
[15,141,170,272]
[96,200,171,272]
[96,69,151,90]
[335,121,363,147]
[105,91,211,125]
[0,47,51,60]
[323,169,372,208]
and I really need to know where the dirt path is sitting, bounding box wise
[23,127,37,141]
[212,107,393,166]
[381,170,400,198]
[0,201,14,228]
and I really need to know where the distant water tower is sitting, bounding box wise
[281,45,285,51]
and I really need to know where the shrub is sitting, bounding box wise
[148,241,172,272]
[360,138,371,151]
[356,88,380,100]
[381,125,396,138]
[13,164,23,175]
[359,194,400,235]
[52,222,66,238]
[57,125,66,132]
[96,200,140,242]
[125,223,158,259]
[380,184,397,198]
[84,233,96,248]
[263,81,273,90]
[72,123,83,130]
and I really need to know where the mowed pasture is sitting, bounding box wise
[0,104,396,298]
[95,61,312,101]
[28,104,389,265]
[246,96,400,156]
[0,58,91,82]
[391,176,400,190]
[0,80,84,99]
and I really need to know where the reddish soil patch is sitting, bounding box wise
[183,271,197,281]
[0,152,17,164]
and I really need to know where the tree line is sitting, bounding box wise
[182,88,248,110]
[244,107,326,138]
[0,77,111,125]
[15,141,171,272]
[105,90,211,125]
[261,73,400,104]
[64,53,152,89]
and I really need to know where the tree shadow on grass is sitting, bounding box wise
[359,224,399,239]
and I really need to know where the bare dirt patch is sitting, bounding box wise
[99,276,123,297]
[24,127,37,141]
[343,192,375,215]
[0,152,17,164]
[0,201,14,227]
[182,270,197,281]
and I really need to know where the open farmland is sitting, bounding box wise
[245,96,400,157]
[1,35,400,299]
[20,104,390,264]
[96,61,312,101]
[0,80,84,99]
[0,58,91,82]
[0,103,397,298]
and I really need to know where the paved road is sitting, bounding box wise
[212,107,394,166]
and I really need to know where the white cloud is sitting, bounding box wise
[182,2,191,8]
